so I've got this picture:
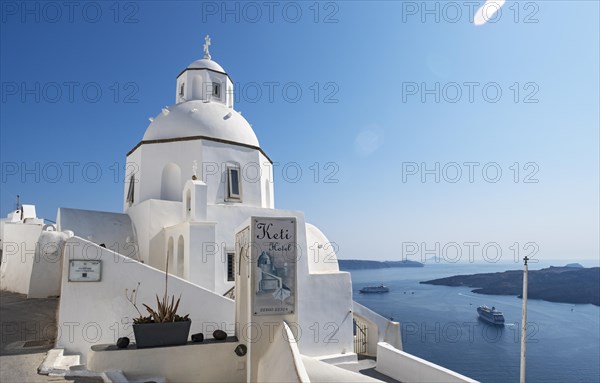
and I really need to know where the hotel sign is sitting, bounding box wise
[252,217,296,316]
[68,260,102,282]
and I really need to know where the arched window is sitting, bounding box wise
[212,82,221,99]
[161,163,182,201]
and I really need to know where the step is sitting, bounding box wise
[318,352,359,365]
[38,348,83,376]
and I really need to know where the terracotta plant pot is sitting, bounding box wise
[133,320,191,348]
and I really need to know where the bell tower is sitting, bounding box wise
[175,35,234,108]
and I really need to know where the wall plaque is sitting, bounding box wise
[68,260,102,282]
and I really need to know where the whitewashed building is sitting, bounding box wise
[3,37,478,383]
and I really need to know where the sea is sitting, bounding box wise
[349,261,600,383]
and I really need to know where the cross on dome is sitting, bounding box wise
[203,35,212,60]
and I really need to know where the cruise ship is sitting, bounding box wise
[360,285,390,293]
[477,305,505,325]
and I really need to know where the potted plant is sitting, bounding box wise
[126,257,191,348]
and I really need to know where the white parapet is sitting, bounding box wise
[0,221,43,295]
[88,339,245,382]
[256,322,310,383]
[376,342,479,383]
[353,301,402,355]
[56,237,235,363]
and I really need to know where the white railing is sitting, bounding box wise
[376,342,479,383]
[352,301,402,355]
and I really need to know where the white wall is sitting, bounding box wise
[0,222,43,294]
[209,206,306,295]
[88,340,245,382]
[301,355,382,382]
[202,140,270,208]
[57,208,135,258]
[56,237,235,363]
[259,153,274,209]
[28,230,70,298]
[0,220,4,249]
[127,199,182,265]
[231,212,355,359]
[305,224,339,274]
[182,180,208,221]
[163,221,217,290]
[299,225,354,358]
[297,272,354,358]
[126,140,271,211]
[176,68,233,107]
[376,342,479,383]
[256,322,310,383]
[55,205,355,364]
[21,204,38,220]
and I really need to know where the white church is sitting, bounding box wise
[0,37,477,383]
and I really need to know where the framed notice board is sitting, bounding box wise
[68,260,102,282]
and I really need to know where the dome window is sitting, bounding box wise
[226,165,242,202]
[179,82,185,97]
[126,175,135,205]
[212,82,221,99]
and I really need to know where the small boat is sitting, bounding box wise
[360,285,390,294]
[477,305,505,325]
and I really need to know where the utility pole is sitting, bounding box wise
[520,255,529,383]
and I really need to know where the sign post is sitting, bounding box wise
[520,256,529,383]
[235,216,299,383]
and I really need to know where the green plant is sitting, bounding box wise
[142,294,189,323]
[126,251,189,324]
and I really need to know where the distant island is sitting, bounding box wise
[564,263,584,268]
[421,265,599,306]
[338,259,424,270]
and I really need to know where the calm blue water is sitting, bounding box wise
[349,263,600,383]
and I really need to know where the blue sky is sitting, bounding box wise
[1,1,598,265]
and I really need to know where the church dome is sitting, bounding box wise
[143,100,259,147]
[186,58,226,73]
